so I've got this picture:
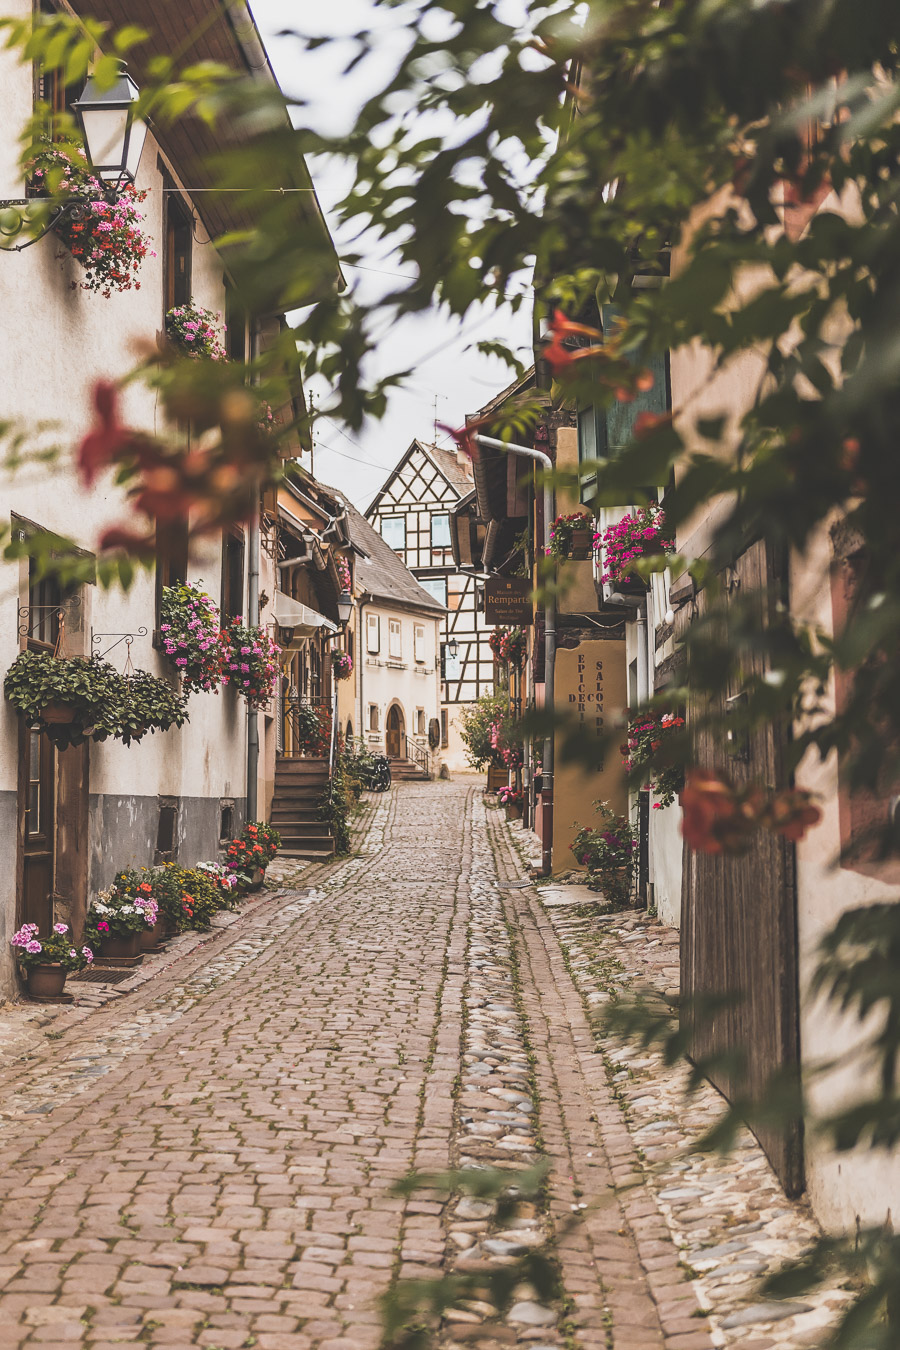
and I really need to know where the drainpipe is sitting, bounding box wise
[357,598,367,745]
[247,504,260,822]
[475,434,555,876]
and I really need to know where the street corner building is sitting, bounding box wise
[0,0,341,1000]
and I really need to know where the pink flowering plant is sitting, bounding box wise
[332,649,353,681]
[165,302,226,361]
[621,709,686,810]
[197,861,240,904]
[571,801,638,906]
[10,922,93,972]
[547,510,598,561]
[599,504,673,586]
[87,870,159,940]
[498,786,523,807]
[336,555,352,593]
[159,583,226,695]
[222,619,280,708]
[29,142,153,298]
[488,626,527,667]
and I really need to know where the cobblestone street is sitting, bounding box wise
[0,782,840,1350]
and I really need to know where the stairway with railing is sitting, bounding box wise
[270,691,339,860]
[388,733,431,782]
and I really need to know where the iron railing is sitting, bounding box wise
[280,694,333,759]
[403,734,430,777]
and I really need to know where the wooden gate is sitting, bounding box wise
[678,538,803,1196]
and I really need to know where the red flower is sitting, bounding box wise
[543,309,603,373]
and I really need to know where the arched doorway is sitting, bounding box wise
[386,703,405,758]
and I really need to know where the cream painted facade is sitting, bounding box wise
[356,603,442,763]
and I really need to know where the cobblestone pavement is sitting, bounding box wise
[0,782,843,1350]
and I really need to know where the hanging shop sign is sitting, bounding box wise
[484,577,533,626]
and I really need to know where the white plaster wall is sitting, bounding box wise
[0,29,246,992]
[357,604,441,762]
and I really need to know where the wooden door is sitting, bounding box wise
[22,724,55,933]
[386,705,403,757]
[679,538,803,1196]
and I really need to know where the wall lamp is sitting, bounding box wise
[1,61,146,252]
[447,637,459,659]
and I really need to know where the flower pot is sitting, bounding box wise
[505,802,523,821]
[615,571,649,593]
[140,916,166,951]
[26,964,67,998]
[99,932,141,959]
[570,527,593,560]
[41,701,76,725]
[248,867,264,893]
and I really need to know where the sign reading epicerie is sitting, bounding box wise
[553,640,628,872]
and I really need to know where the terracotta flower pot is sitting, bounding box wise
[41,702,76,724]
[26,964,67,998]
[248,867,264,893]
[99,931,141,959]
[140,917,166,951]
[505,802,523,821]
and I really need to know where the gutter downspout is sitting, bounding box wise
[475,434,555,876]
[357,598,368,747]
[247,504,260,822]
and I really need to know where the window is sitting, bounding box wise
[445,645,462,681]
[219,802,234,842]
[431,513,451,549]
[156,800,178,861]
[414,624,426,664]
[368,703,380,732]
[366,613,380,654]
[417,708,426,736]
[27,556,62,650]
[381,516,405,552]
[35,3,77,140]
[389,619,402,659]
[441,709,449,748]
[164,186,192,313]
[221,528,245,623]
[155,518,189,630]
[418,576,447,606]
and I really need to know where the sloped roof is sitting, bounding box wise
[366,438,473,516]
[70,0,340,301]
[342,502,446,615]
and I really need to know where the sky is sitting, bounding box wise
[248,1,534,510]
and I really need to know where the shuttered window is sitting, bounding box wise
[414,624,425,663]
[366,613,380,654]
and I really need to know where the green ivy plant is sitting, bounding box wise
[3,650,189,749]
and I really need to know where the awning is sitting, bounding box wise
[272,591,337,654]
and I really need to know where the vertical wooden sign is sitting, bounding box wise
[553,640,628,872]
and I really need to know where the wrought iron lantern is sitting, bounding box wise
[72,62,147,192]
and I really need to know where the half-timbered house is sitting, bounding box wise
[366,440,495,769]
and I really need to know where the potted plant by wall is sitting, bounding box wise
[4,650,122,750]
[498,785,524,820]
[548,510,597,561]
[197,860,241,906]
[29,141,152,298]
[86,878,155,959]
[226,822,281,892]
[10,922,94,998]
[159,583,225,694]
[599,504,673,592]
[165,302,227,360]
[290,701,331,756]
[331,650,353,681]
[571,802,638,907]
[222,618,281,707]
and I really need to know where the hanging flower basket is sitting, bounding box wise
[488,627,527,668]
[4,651,123,750]
[222,619,281,707]
[29,142,153,297]
[621,709,686,809]
[332,650,353,681]
[165,302,227,361]
[159,583,225,694]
